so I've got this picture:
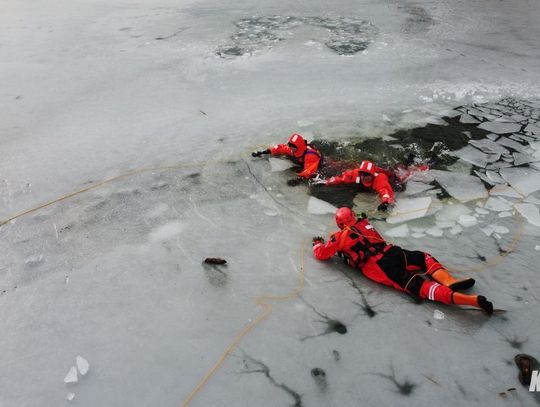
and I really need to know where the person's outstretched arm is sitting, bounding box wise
[313,233,341,260]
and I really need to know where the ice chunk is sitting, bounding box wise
[426,227,443,237]
[514,203,540,227]
[485,170,506,184]
[307,197,337,215]
[25,254,44,268]
[385,224,409,238]
[411,232,425,238]
[458,214,477,227]
[524,123,540,134]
[433,310,445,320]
[498,211,512,218]
[493,225,509,234]
[481,226,494,236]
[76,356,90,376]
[469,139,510,155]
[449,225,463,234]
[149,222,184,242]
[451,145,497,168]
[484,196,513,212]
[268,157,294,172]
[478,121,522,134]
[459,114,479,124]
[475,207,490,215]
[403,181,435,196]
[66,393,75,401]
[489,185,522,198]
[435,220,455,229]
[64,366,78,384]
[512,152,536,166]
[435,203,471,221]
[430,170,488,202]
[386,197,432,224]
[500,167,540,196]
[495,136,526,152]
[536,245,540,251]
[473,170,495,186]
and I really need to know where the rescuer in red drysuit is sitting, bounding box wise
[252,133,322,186]
[312,207,494,314]
[311,159,429,212]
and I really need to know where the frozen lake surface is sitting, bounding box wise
[1,0,540,406]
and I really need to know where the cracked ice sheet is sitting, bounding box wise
[268,157,295,172]
[386,197,432,224]
[429,170,488,202]
[307,196,337,215]
[499,167,540,196]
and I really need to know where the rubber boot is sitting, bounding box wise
[452,292,494,315]
[431,268,475,291]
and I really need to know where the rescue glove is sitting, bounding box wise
[287,178,302,187]
[308,174,326,187]
[312,236,325,246]
[251,149,270,157]
[377,202,394,212]
[359,212,368,219]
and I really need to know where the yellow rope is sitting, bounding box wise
[180,244,306,407]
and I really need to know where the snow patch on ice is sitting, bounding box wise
[76,356,89,376]
[64,366,78,384]
[149,222,184,242]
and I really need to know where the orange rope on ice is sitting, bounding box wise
[179,243,306,407]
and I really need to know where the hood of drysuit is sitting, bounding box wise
[288,133,307,158]
[335,207,356,230]
[358,160,375,187]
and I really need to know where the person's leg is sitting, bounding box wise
[375,248,493,314]
[402,249,475,291]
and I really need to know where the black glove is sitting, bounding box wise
[359,212,368,219]
[377,202,393,212]
[312,236,325,245]
[251,149,270,157]
[287,178,302,187]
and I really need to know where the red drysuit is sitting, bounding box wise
[270,133,322,179]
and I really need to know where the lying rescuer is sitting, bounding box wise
[311,160,396,212]
[312,207,494,314]
[251,133,322,186]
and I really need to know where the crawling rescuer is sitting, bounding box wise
[313,207,494,314]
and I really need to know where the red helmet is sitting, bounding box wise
[287,133,307,157]
[335,207,356,229]
[358,160,375,176]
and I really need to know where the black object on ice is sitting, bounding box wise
[204,258,227,265]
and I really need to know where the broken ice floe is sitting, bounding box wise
[434,203,471,222]
[457,214,477,227]
[64,366,78,384]
[268,157,294,172]
[452,145,498,168]
[477,121,522,134]
[307,196,337,215]
[385,224,409,238]
[469,139,510,155]
[425,227,444,237]
[499,167,540,196]
[76,356,90,376]
[386,197,432,224]
[66,393,75,401]
[484,197,513,212]
[403,181,435,196]
[514,203,540,227]
[429,170,487,202]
